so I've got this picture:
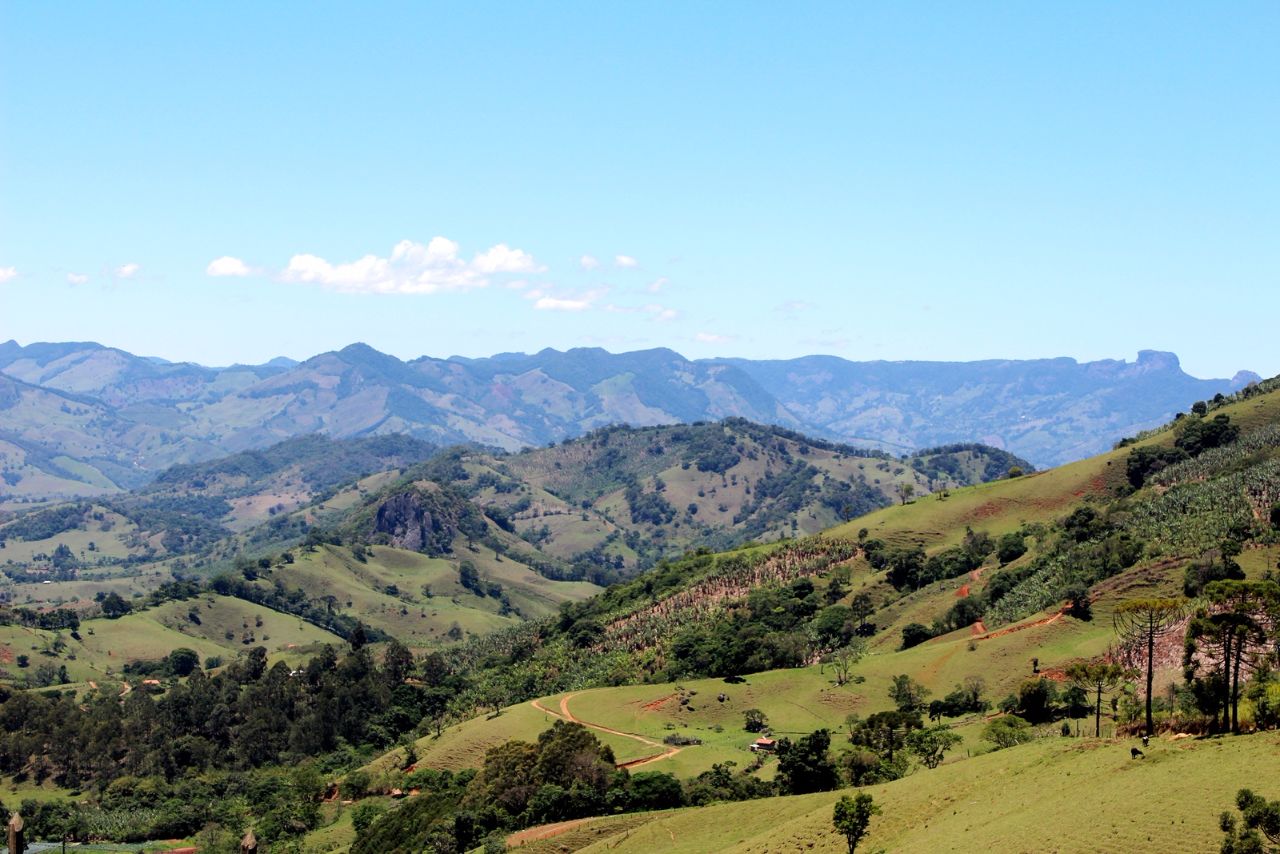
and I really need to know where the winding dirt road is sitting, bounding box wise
[530,692,683,769]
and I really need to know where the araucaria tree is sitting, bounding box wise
[1219,788,1280,853]
[1065,660,1129,737]
[1184,581,1279,733]
[1113,598,1185,737]
[833,792,879,854]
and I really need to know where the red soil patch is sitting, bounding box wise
[1035,667,1070,682]
[640,693,677,712]
[0,646,13,664]
[956,584,970,598]
[972,501,1004,519]
[975,607,1067,641]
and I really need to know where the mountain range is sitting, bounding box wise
[0,339,1257,500]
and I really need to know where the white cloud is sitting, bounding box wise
[776,299,812,313]
[696,332,734,344]
[614,254,638,268]
[116,263,140,279]
[579,254,600,270]
[532,287,606,312]
[0,267,16,283]
[473,244,543,274]
[67,273,89,285]
[281,237,541,294]
[206,256,252,277]
[646,277,668,294]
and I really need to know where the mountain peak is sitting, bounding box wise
[1134,350,1181,371]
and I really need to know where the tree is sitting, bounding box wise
[1113,598,1185,737]
[905,725,962,769]
[99,592,132,619]
[166,647,201,678]
[895,482,914,505]
[743,709,768,733]
[888,674,930,713]
[850,592,875,635]
[381,639,414,687]
[997,532,1027,565]
[900,623,932,650]
[776,729,839,795]
[348,621,369,652]
[1065,661,1128,737]
[628,771,685,810]
[1220,788,1280,854]
[825,641,866,687]
[850,711,923,763]
[1186,581,1278,733]
[833,792,879,854]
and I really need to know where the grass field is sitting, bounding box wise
[274,543,597,650]
[384,591,1128,785]
[0,593,347,685]
[521,731,1280,853]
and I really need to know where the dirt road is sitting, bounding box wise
[530,692,682,769]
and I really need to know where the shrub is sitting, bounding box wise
[351,801,386,835]
[983,715,1034,749]
[997,532,1027,564]
[900,623,933,650]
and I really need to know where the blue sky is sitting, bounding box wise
[1,2,1276,378]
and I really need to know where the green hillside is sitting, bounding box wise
[2,380,1278,853]
[520,732,1280,853]
[339,380,1280,852]
[415,420,1030,579]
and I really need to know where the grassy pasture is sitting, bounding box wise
[545,731,1280,853]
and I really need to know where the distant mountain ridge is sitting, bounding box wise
[0,339,1257,499]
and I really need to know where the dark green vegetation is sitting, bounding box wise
[0,639,441,843]
[0,340,1252,501]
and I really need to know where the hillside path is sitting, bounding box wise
[506,817,593,847]
[973,606,1066,640]
[530,692,682,769]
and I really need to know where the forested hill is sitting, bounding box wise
[0,339,1256,500]
[384,420,1030,578]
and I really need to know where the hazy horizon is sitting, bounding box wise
[0,336,1258,383]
